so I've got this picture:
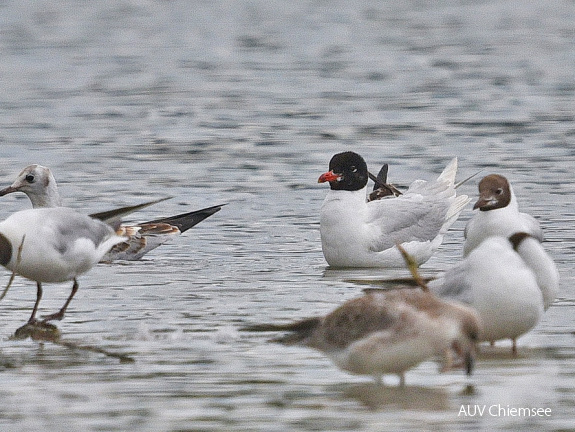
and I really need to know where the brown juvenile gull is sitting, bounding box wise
[244,288,481,386]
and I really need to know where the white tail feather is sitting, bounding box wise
[437,157,458,184]
[442,194,471,233]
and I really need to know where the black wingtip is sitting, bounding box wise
[368,164,389,188]
[146,203,226,233]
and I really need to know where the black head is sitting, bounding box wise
[318,151,369,191]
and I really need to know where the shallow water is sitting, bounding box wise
[0,1,574,431]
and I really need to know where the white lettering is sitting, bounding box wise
[458,405,486,417]
[486,404,552,417]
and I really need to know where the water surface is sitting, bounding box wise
[0,1,574,431]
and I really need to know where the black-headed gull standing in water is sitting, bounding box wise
[428,232,559,354]
[0,164,224,262]
[463,174,543,256]
[244,289,481,386]
[0,207,127,325]
[318,152,470,268]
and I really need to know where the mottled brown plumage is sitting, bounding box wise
[245,289,481,385]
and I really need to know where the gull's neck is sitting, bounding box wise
[325,186,369,206]
[28,182,63,208]
[507,185,520,212]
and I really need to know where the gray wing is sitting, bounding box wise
[366,194,450,252]
[45,208,114,253]
[89,197,171,230]
[427,260,474,305]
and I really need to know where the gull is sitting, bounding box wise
[463,174,543,256]
[0,164,224,261]
[318,152,470,268]
[0,207,127,324]
[428,232,559,354]
[244,289,480,386]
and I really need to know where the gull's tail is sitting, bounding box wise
[438,158,470,232]
[437,157,458,184]
[241,317,321,345]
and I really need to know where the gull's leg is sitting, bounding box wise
[440,348,454,372]
[28,282,43,323]
[398,373,405,387]
[42,279,79,322]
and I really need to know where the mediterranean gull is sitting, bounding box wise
[318,152,470,268]
[0,164,224,261]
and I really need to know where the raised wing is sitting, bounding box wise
[89,197,171,229]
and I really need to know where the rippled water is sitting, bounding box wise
[0,1,574,431]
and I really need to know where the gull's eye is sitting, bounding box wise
[351,166,357,173]
[25,174,35,183]
[496,188,503,195]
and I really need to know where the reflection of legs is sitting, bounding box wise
[42,279,79,322]
[398,373,405,387]
[27,282,43,323]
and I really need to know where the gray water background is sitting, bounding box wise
[0,1,574,430]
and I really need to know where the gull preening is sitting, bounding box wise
[0,164,224,261]
[245,289,481,385]
[463,174,543,256]
[0,207,127,324]
[318,152,470,268]
[429,232,559,354]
